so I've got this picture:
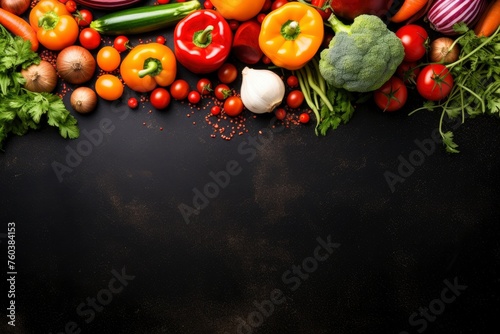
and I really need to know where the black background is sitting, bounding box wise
[1,1,500,333]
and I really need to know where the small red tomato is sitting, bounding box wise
[275,108,286,120]
[196,78,212,95]
[257,13,266,24]
[156,35,166,44]
[150,88,171,109]
[272,0,288,10]
[299,113,310,124]
[170,79,190,100]
[65,0,77,13]
[188,91,201,104]
[113,36,130,53]
[261,0,272,12]
[395,24,429,62]
[128,97,138,109]
[214,84,232,101]
[261,55,272,65]
[416,64,454,101]
[217,63,238,84]
[224,96,244,117]
[157,0,170,3]
[228,20,240,31]
[79,28,101,50]
[374,76,408,112]
[75,9,92,27]
[287,90,304,109]
[211,106,221,116]
[204,0,213,9]
[286,75,299,88]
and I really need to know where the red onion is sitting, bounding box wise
[427,0,487,35]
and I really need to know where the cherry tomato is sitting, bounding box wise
[257,13,266,24]
[156,35,166,44]
[170,79,190,100]
[196,78,212,95]
[374,76,408,112]
[287,90,304,109]
[65,0,77,13]
[261,0,272,12]
[217,63,238,84]
[157,0,170,3]
[261,55,272,65]
[416,64,454,101]
[311,0,332,20]
[211,106,221,116]
[275,108,286,120]
[113,36,130,53]
[128,97,138,109]
[95,74,123,101]
[395,25,429,62]
[214,84,232,101]
[75,9,92,27]
[188,91,201,104]
[204,0,213,9]
[150,88,171,109]
[97,46,121,72]
[286,75,299,88]
[79,28,101,50]
[228,20,240,31]
[272,0,288,10]
[299,113,310,124]
[224,96,244,117]
[396,61,421,84]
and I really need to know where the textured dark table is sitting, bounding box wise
[1,1,500,333]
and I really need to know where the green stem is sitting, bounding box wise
[297,68,320,134]
[304,65,334,112]
[138,59,160,78]
[457,83,485,114]
[193,25,214,48]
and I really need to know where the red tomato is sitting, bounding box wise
[79,28,101,50]
[286,75,299,88]
[156,35,166,44]
[287,90,304,109]
[157,0,170,3]
[217,63,238,84]
[211,106,221,116]
[299,113,310,124]
[396,61,421,84]
[170,79,190,100]
[416,64,454,101]
[214,84,232,101]
[188,91,201,104]
[261,0,272,12]
[113,36,130,53]
[128,97,138,109]
[224,96,244,117]
[203,0,213,9]
[65,0,77,13]
[374,76,408,112]
[196,78,212,95]
[275,108,286,120]
[150,88,171,109]
[75,9,92,27]
[395,25,429,62]
[272,0,288,10]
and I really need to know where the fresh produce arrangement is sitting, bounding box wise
[0,0,499,152]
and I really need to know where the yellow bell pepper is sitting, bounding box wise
[120,43,177,93]
[259,2,324,71]
[210,0,266,22]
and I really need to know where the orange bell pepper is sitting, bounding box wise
[120,43,177,93]
[258,2,324,71]
[29,0,79,50]
[210,0,266,22]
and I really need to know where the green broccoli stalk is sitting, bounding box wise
[319,14,405,93]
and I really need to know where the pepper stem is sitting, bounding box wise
[38,11,59,30]
[193,25,214,48]
[281,20,301,40]
[138,58,162,78]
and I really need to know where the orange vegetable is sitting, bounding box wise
[210,0,265,22]
[391,0,428,23]
[0,8,39,51]
[474,0,500,37]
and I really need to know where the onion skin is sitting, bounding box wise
[56,46,96,85]
[0,0,30,15]
[427,0,487,35]
[21,60,58,93]
[70,87,97,114]
[429,37,460,63]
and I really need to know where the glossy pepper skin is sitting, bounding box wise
[259,2,324,71]
[29,0,79,50]
[173,9,232,74]
[120,43,177,93]
[210,0,266,22]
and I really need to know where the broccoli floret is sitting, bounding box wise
[319,14,405,93]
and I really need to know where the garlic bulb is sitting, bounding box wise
[240,67,285,114]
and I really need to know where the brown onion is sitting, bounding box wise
[70,87,97,114]
[56,46,96,85]
[429,37,460,64]
[1,0,30,15]
[21,60,58,93]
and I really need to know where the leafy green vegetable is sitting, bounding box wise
[0,24,79,150]
[409,23,500,153]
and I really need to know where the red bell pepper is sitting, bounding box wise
[173,9,232,74]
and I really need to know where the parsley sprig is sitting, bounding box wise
[409,23,500,153]
[0,24,79,150]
